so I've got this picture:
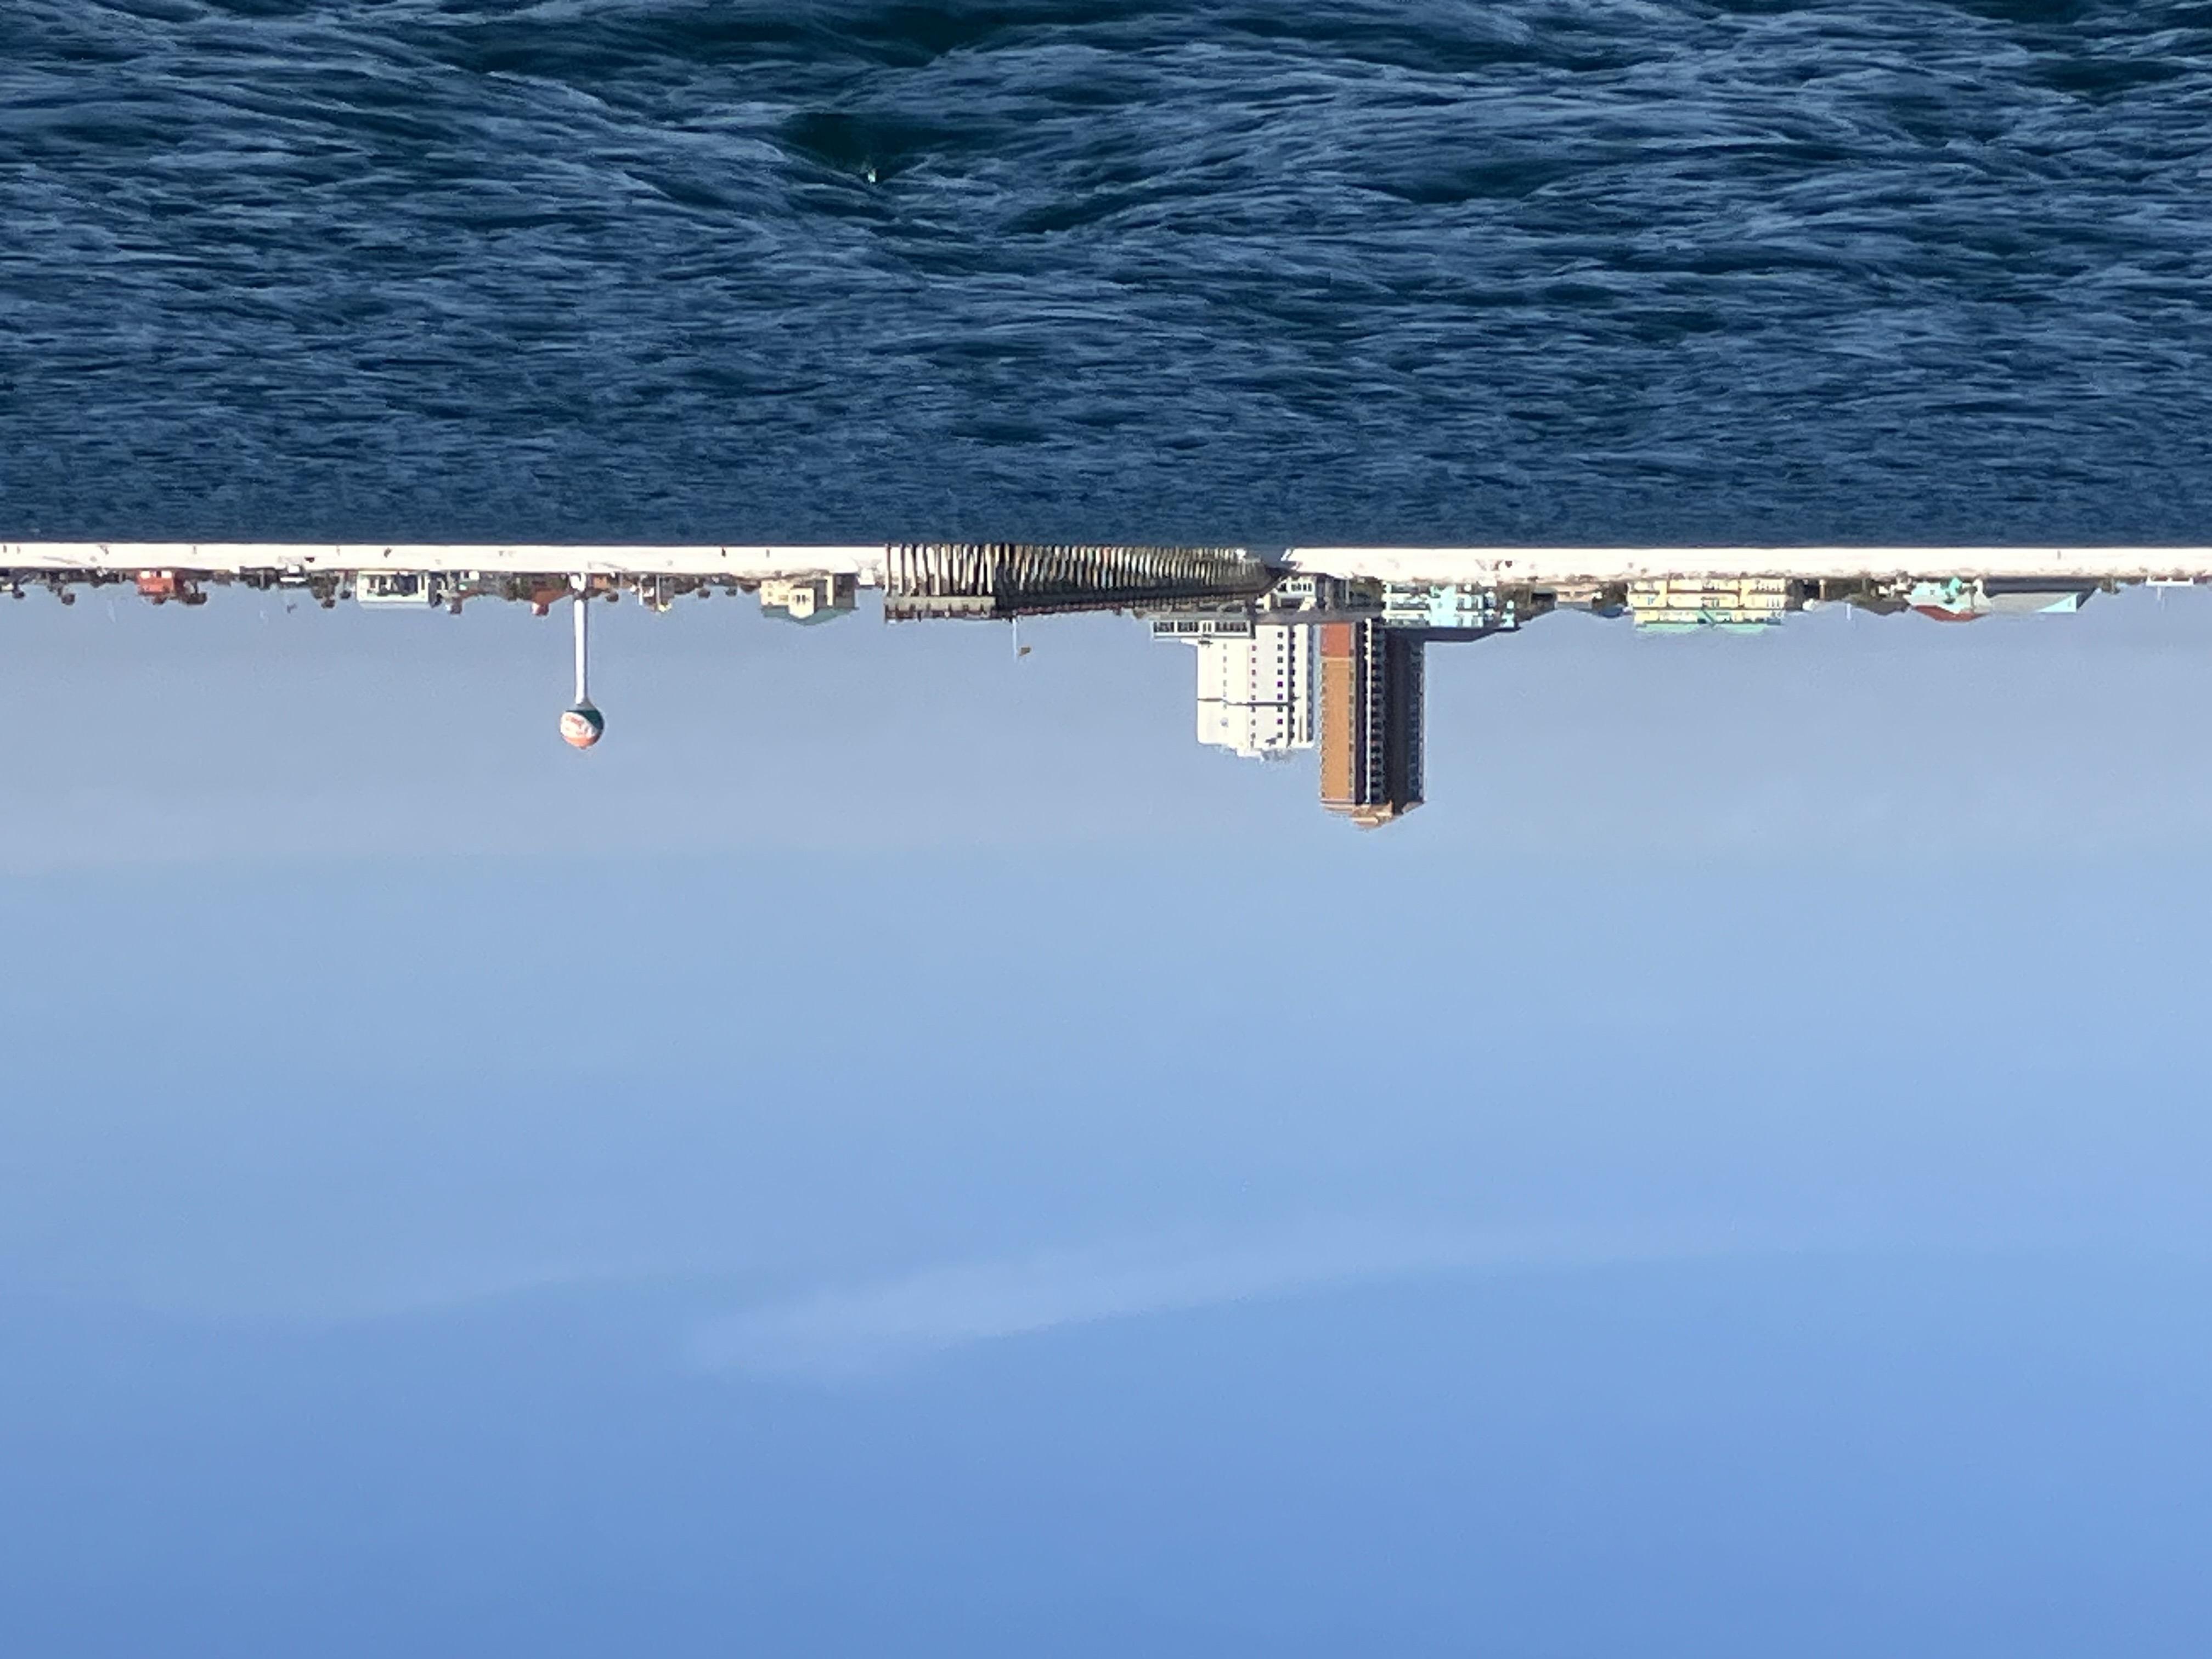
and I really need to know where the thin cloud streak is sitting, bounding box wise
[689,1222,1743,1378]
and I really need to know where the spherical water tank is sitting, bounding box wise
[560,702,605,749]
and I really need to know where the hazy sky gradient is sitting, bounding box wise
[3,589,2210,1653]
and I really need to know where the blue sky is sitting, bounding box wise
[2,587,2210,1654]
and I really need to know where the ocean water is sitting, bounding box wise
[4,0,2210,543]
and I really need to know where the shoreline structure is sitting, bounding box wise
[5,543,2211,583]
[8,542,2201,826]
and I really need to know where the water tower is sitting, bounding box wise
[560,576,605,749]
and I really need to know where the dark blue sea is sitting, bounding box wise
[4,0,2210,543]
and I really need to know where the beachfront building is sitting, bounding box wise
[1319,619,1424,829]
[1175,620,1318,760]
[1628,576,1802,631]
[760,573,859,623]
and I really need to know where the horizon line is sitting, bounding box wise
[7,542,2212,583]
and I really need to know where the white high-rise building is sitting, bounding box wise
[1178,621,1317,759]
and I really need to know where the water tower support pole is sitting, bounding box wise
[573,583,590,705]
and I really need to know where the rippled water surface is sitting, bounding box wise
[4,1,2211,540]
